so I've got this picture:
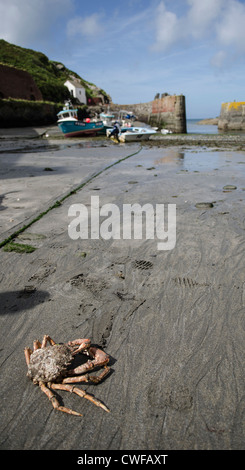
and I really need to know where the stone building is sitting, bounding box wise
[0,64,42,101]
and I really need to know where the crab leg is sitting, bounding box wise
[62,373,90,384]
[24,347,32,365]
[68,346,109,376]
[41,335,56,348]
[88,365,111,384]
[39,382,82,416]
[50,383,110,412]
[63,365,110,384]
[33,340,41,350]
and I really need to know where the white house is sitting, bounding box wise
[64,79,87,104]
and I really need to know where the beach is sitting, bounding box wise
[0,125,245,452]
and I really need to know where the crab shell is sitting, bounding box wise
[27,344,74,384]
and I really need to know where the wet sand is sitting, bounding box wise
[0,127,245,451]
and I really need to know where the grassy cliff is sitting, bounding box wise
[0,39,109,103]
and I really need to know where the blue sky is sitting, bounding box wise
[1,0,245,118]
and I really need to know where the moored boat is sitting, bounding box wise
[57,101,104,137]
[98,109,134,135]
[107,126,157,142]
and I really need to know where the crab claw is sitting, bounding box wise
[66,338,91,355]
[66,346,110,377]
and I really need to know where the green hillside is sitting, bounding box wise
[0,39,109,103]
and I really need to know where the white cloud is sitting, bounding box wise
[151,1,183,51]
[187,0,223,38]
[151,0,245,69]
[0,0,73,46]
[152,0,224,50]
[215,0,245,51]
[67,13,104,39]
[0,3,22,43]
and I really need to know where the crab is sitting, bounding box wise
[24,335,110,416]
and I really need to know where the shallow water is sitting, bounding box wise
[141,146,245,173]
[187,120,219,134]
[187,119,245,136]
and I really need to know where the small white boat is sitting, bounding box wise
[109,127,157,143]
[99,111,115,128]
[99,111,133,134]
[118,109,136,128]
[161,128,173,135]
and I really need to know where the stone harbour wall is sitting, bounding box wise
[218,101,245,131]
[150,94,186,133]
[111,94,187,133]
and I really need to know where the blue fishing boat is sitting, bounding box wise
[57,101,104,137]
